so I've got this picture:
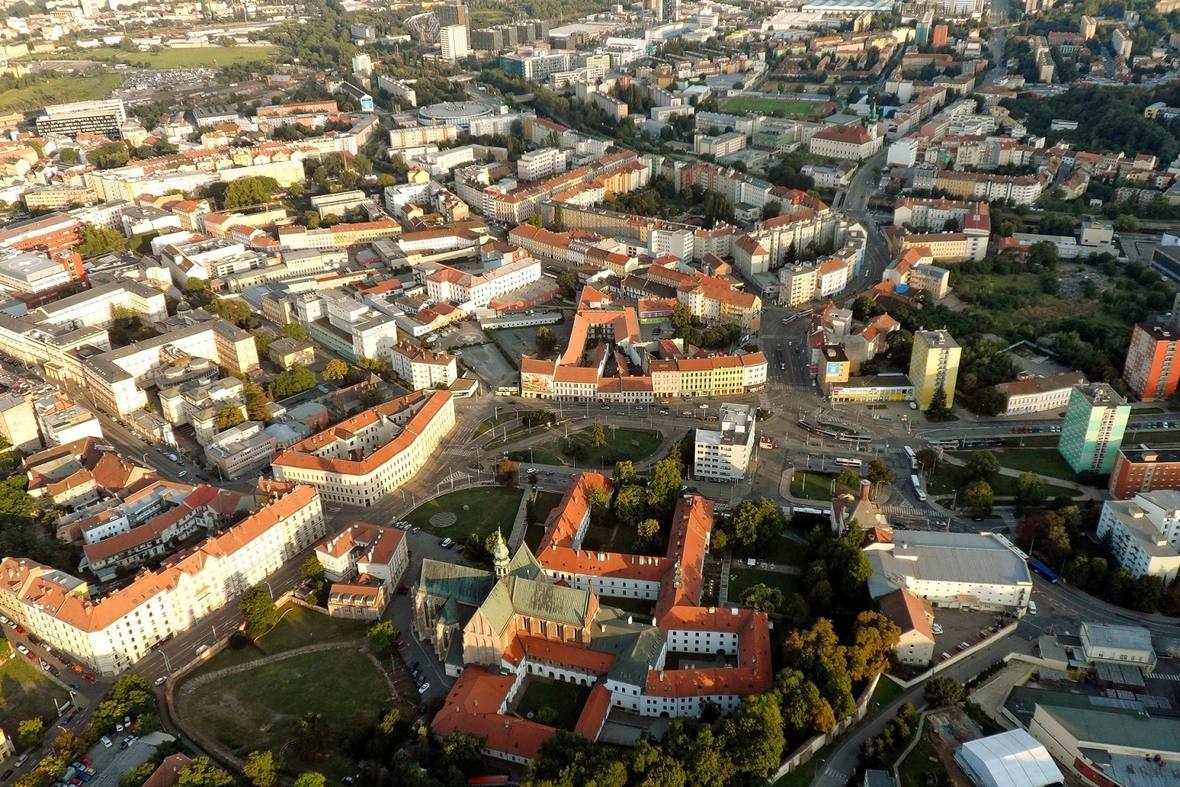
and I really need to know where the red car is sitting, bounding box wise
[397,584,410,595]
[396,640,408,651]
[83,673,96,683]
[14,625,25,634]
[80,759,92,767]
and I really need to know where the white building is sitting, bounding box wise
[440,24,470,61]
[693,402,756,481]
[955,730,1063,787]
[0,485,326,675]
[272,391,455,508]
[388,343,458,390]
[424,257,542,308]
[517,148,568,181]
[866,530,1032,611]
[1079,622,1156,672]
[995,372,1087,416]
[808,125,883,160]
[1095,492,1180,581]
[0,250,73,295]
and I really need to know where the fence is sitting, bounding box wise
[887,621,1019,690]
[771,672,882,781]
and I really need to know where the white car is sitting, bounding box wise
[154,676,166,687]
[16,644,29,655]
[417,682,430,695]
[101,736,112,748]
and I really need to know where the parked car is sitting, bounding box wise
[396,640,408,651]
[16,644,28,655]
[154,677,166,687]
[100,737,112,749]
[417,682,430,695]
[397,584,410,595]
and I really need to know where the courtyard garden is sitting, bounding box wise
[512,679,592,731]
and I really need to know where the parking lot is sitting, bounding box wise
[87,732,174,787]
[929,607,1010,664]
[453,341,516,389]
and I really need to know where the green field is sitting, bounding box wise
[728,567,800,600]
[953,448,1079,483]
[898,735,949,787]
[512,679,592,731]
[531,491,564,524]
[719,96,829,116]
[773,743,833,787]
[507,448,565,465]
[181,648,389,778]
[31,45,275,69]
[790,470,836,500]
[198,604,368,673]
[406,486,524,542]
[0,73,124,112]
[928,463,1078,500]
[559,426,663,467]
[0,656,68,739]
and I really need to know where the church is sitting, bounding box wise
[418,472,774,763]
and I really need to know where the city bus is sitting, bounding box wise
[910,473,927,502]
[834,457,863,470]
[902,445,918,471]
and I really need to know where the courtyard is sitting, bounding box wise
[511,677,592,731]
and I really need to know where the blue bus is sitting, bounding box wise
[1027,558,1059,583]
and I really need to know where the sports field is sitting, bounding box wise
[719,96,830,116]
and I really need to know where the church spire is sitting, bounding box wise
[492,528,510,578]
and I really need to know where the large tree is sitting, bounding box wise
[963,479,994,516]
[614,484,647,527]
[646,455,682,514]
[239,585,277,637]
[177,758,234,787]
[243,751,280,787]
[224,175,279,209]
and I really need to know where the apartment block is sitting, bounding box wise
[35,99,126,137]
[693,403,756,481]
[908,330,961,410]
[1109,447,1180,499]
[0,485,326,675]
[1057,384,1130,475]
[272,390,455,507]
[1124,319,1180,401]
[1096,492,1180,581]
[388,342,458,390]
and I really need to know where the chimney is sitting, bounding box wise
[860,479,872,501]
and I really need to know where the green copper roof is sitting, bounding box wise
[418,558,494,607]
[480,575,593,634]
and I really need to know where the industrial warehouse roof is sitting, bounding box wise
[956,730,1063,787]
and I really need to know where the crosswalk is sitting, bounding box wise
[1154,672,1180,681]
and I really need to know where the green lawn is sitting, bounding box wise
[180,648,389,779]
[0,656,68,739]
[531,491,564,524]
[0,72,124,112]
[199,603,368,672]
[898,736,948,787]
[773,743,833,787]
[475,411,518,437]
[928,464,1078,500]
[507,448,565,466]
[954,449,1078,483]
[524,524,548,551]
[559,426,662,467]
[871,676,906,709]
[790,470,836,500]
[31,45,275,69]
[512,679,592,731]
[719,96,829,116]
[757,535,806,566]
[406,486,524,542]
[728,567,800,600]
